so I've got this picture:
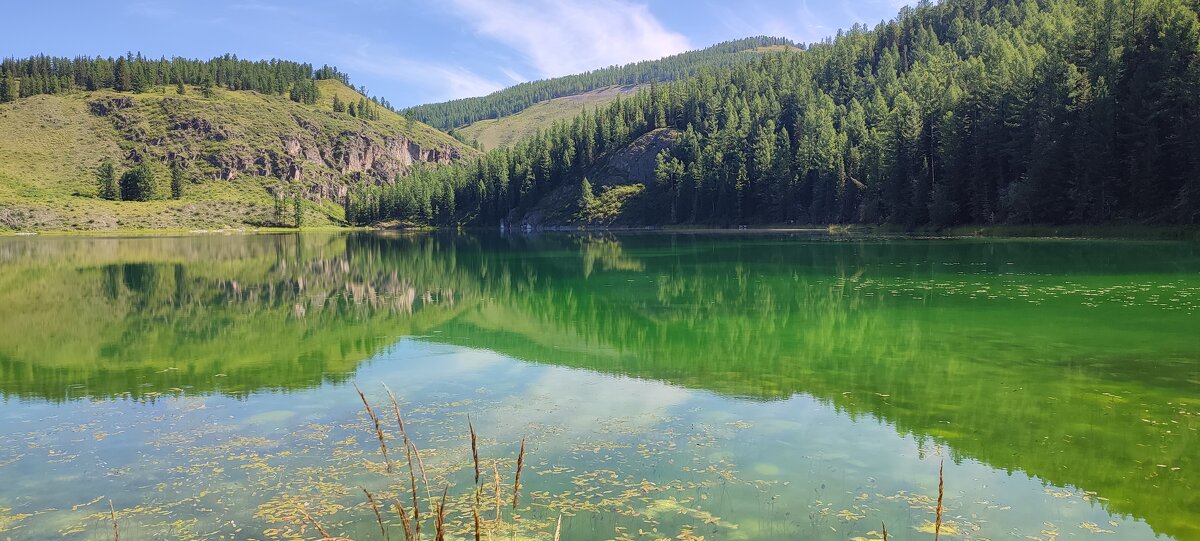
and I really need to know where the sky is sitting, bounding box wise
[2,0,913,108]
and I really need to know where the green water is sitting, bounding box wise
[0,232,1196,540]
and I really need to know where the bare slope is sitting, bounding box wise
[459,86,640,150]
[0,80,474,231]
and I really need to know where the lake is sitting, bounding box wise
[0,232,1196,540]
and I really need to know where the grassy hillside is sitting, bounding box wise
[455,44,806,151]
[459,85,641,150]
[406,36,799,130]
[0,80,474,231]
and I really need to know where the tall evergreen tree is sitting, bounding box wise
[96,160,117,201]
[119,162,155,202]
[292,193,303,228]
[0,73,16,103]
[170,161,185,199]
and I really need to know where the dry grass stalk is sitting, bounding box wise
[512,436,526,510]
[410,439,433,502]
[295,503,333,539]
[934,460,944,541]
[383,383,409,445]
[109,499,119,541]
[553,513,562,541]
[354,382,392,472]
[404,440,421,540]
[434,487,449,541]
[393,498,416,541]
[363,488,390,541]
[473,504,482,541]
[394,500,415,541]
[469,414,480,485]
[881,521,888,540]
[492,462,502,532]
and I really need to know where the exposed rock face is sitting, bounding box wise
[88,97,134,116]
[509,128,683,229]
[591,128,682,186]
[170,117,228,141]
[206,151,249,181]
[88,97,467,201]
[332,131,460,179]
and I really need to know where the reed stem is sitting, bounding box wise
[512,436,526,510]
[363,488,389,541]
[934,460,944,541]
[354,382,392,473]
[109,499,119,541]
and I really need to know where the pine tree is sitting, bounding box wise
[332,94,346,113]
[96,160,117,200]
[0,73,16,103]
[292,193,303,228]
[119,162,155,201]
[273,191,285,224]
[115,57,131,92]
[577,177,595,219]
[170,161,184,199]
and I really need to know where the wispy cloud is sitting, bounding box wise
[445,0,691,79]
[338,45,505,103]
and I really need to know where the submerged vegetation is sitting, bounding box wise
[0,232,1195,539]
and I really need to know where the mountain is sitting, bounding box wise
[0,55,475,231]
[405,37,800,134]
[349,0,1200,229]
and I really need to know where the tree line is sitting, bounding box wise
[403,37,798,130]
[0,53,348,103]
[348,0,1200,227]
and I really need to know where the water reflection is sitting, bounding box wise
[0,232,1197,538]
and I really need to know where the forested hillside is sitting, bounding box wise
[348,0,1200,228]
[404,37,798,130]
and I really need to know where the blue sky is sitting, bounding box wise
[3,0,912,107]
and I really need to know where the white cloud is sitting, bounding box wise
[445,0,691,79]
[499,68,528,85]
[337,45,506,103]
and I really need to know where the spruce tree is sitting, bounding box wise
[292,193,304,228]
[96,160,117,200]
[115,58,131,92]
[170,161,184,199]
[0,73,16,103]
[119,162,155,201]
[577,177,595,218]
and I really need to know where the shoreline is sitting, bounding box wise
[3,223,1197,242]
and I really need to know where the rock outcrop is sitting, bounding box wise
[85,90,469,204]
